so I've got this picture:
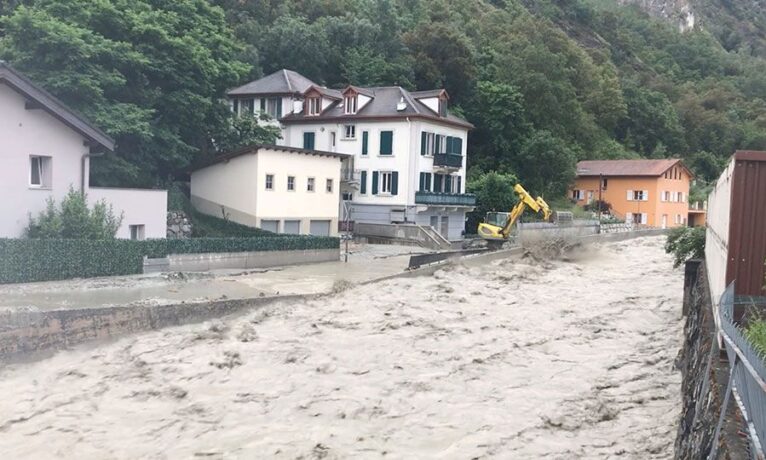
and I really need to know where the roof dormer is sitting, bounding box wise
[412,89,449,117]
[341,86,374,115]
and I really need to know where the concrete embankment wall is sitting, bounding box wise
[674,260,748,459]
[144,248,340,273]
[0,295,304,361]
[0,229,667,362]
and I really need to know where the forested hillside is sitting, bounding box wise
[1,0,764,199]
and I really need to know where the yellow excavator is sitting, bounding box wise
[478,183,554,247]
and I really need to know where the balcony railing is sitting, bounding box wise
[433,153,463,169]
[341,168,360,182]
[415,191,476,207]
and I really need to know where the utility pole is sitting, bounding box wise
[598,173,603,233]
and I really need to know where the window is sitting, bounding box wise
[264,97,281,118]
[342,192,353,201]
[331,132,337,150]
[379,131,393,155]
[571,190,584,201]
[344,95,357,114]
[307,177,315,192]
[419,172,433,192]
[303,132,315,150]
[372,171,398,195]
[601,178,608,190]
[344,125,356,139]
[435,135,447,154]
[265,174,274,190]
[326,178,333,193]
[380,171,393,194]
[129,225,145,241]
[307,97,321,116]
[631,213,647,224]
[231,99,239,114]
[287,175,295,191]
[244,98,255,114]
[627,190,648,201]
[420,132,435,156]
[662,191,670,202]
[438,99,448,117]
[30,156,51,188]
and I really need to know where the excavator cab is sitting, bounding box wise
[484,212,510,228]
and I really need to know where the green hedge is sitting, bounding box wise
[0,236,339,284]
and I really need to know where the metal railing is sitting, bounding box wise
[433,153,463,168]
[414,191,476,206]
[711,282,766,459]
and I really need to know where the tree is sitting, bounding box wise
[665,226,705,267]
[27,188,123,239]
[514,131,577,198]
[213,113,282,153]
[0,0,249,187]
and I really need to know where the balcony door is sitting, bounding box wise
[440,215,449,238]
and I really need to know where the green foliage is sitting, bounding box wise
[213,113,282,154]
[26,187,123,239]
[0,236,340,284]
[3,0,766,199]
[0,0,249,187]
[745,318,766,358]
[664,226,706,268]
[465,171,519,233]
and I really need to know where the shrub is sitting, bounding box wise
[745,318,766,357]
[26,187,123,239]
[664,226,706,267]
[0,236,339,284]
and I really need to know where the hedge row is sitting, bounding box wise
[0,236,339,284]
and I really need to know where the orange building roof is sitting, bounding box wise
[576,159,692,178]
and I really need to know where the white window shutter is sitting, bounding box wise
[642,190,649,201]
[661,192,666,202]
[627,190,633,201]
[641,213,648,224]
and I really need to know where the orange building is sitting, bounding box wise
[571,159,697,228]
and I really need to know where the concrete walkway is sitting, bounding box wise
[0,244,428,311]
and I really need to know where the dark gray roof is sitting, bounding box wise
[410,89,446,99]
[308,85,343,100]
[0,61,115,150]
[190,143,351,172]
[282,86,473,129]
[228,69,317,96]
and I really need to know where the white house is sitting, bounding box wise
[0,61,167,239]
[190,144,348,236]
[227,70,475,241]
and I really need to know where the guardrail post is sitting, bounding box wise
[710,354,737,460]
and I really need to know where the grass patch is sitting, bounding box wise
[169,183,272,238]
[746,318,766,357]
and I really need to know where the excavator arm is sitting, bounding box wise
[477,183,553,241]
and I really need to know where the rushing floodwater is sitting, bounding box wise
[0,236,682,459]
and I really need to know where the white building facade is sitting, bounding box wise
[190,145,347,236]
[0,61,167,239]
[227,71,475,241]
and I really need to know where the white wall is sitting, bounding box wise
[705,157,735,308]
[255,149,341,234]
[191,148,342,235]
[0,84,90,237]
[89,187,168,239]
[190,152,259,226]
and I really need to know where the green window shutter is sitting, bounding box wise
[362,131,368,155]
[372,171,379,195]
[392,171,399,196]
[434,174,443,193]
[421,132,427,155]
[419,172,425,191]
[435,136,441,154]
[380,131,393,155]
[425,173,432,191]
[445,175,452,193]
[303,132,315,150]
[455,137,463,155]
[446,136,453,154]
[260,98,266,112]
[457,176,462,194]
[276,99,282,118]
[360,170,367,194]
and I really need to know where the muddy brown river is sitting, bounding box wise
[0,236,682,459]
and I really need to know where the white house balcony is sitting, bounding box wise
[433,153,463,170]
[415,191,476,207]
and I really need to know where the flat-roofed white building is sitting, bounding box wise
[190,144,348,236]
